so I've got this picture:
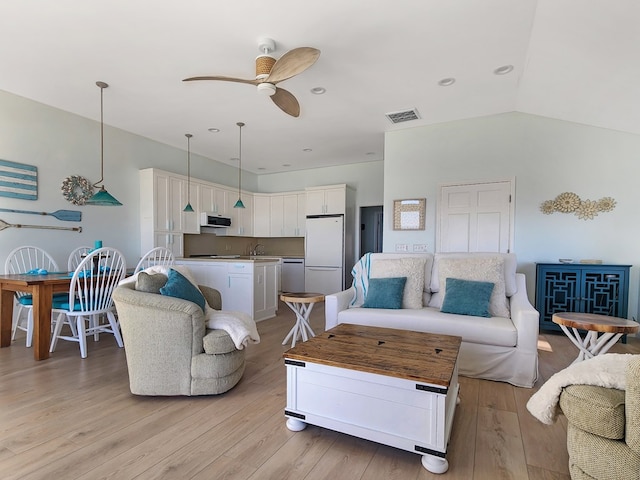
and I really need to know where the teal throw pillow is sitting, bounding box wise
[362,277,407,309]
[440,277,495,317]
[159,269,206,312]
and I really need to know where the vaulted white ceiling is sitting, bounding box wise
[1,0,638,174]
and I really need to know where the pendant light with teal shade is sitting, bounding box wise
[85,81,122,206]
[183,133,194,212]
[234,122,246,209]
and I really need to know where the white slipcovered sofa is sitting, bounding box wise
[325,252,539,387]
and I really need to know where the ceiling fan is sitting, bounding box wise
[183,38,320,117]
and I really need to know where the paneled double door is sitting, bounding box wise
[535,263,631,333]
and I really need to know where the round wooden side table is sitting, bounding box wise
[552,312,639,363]
[280,292,325,348]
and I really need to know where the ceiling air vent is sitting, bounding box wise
[385,108,421,124]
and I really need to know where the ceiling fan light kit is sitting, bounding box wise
[85,81,122,206]
[257,82,277,96]
[183,37,320,117]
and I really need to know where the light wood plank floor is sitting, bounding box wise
[1,303,638,479]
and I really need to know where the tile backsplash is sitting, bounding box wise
[184,233,304,258]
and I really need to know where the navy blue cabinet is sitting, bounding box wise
[535,263,631,333]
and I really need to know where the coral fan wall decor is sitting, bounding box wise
[540,192,616,220]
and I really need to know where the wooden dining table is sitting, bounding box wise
[0,272,73,360]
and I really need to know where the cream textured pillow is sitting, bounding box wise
[432,256,510,318]
[370,257,426,309]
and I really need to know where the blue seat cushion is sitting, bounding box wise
[18,293,69,306]
[51,296,83,311]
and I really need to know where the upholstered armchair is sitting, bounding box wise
[112,282,245,396]
[558,356,640,479]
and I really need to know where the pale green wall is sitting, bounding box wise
[0,90,382,270]
[384,112,640,319]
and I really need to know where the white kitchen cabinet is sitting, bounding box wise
[140,168,199,257]
[255,262,278,319]
[199,183,232,217]
[305,185,346,215]
[174,260,227,297]
[175,260,277,321]
[253,194,271,237]
[158,174,198,234]
[226,266,253,315]
[154,233,184,258]
[229,192,254,236]
[269,192,305,237]
[283,193,306,236]
[225,261,277,321]
[270,194,284,236]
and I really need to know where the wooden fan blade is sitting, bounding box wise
[271,88,300,117]
[266,47,320,84]
[182,75,259,86]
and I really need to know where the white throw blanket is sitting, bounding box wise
[120,265,260,350]
[526,353,632,425]
[205,309,259,350]
[350,252,371,307]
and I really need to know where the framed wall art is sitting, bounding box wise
[0,159,38,200]
[393,198,426,230]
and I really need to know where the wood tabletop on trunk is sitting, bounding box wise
[552,312,640,334]
[284,323,461,387]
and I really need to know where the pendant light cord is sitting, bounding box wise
[186,133,192,201]
[94,81,108,189]
[238,123,242,198]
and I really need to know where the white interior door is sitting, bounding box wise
[437,180,513,253]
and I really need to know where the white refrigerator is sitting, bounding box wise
[305,214,345,295]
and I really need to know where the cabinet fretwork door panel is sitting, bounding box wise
[536,263,631,333]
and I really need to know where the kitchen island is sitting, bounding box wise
[176,257,279,321]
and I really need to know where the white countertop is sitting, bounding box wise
[176,256,281,263]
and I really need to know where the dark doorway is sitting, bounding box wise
[360,205,383,257]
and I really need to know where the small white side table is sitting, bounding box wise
[552,312,639,363]
[280,292,324,348]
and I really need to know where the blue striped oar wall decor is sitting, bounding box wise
[0,159,38,200]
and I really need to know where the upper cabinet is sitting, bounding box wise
[305,185,346,215]
[228,192,254,236]
[140,168,199,257]
[282,193,306,237]
[253,194,271,237]
[199,182,233,218]
[253,192,306,237]
[141,168,349,251]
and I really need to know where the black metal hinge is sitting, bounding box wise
[415,445,446,457]
[284,410,306,420]
[416,384,448,394]
[284,359,306,367]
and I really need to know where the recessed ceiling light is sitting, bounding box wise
[310,87,326,95]
[208,128,220,133]
[230,157,239,162]
[438,77,456,86]
[282,164,291,167]
[257,167,266,171]
[303,148,312,152]
[365,152,376,156]
[494,65,514,75]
